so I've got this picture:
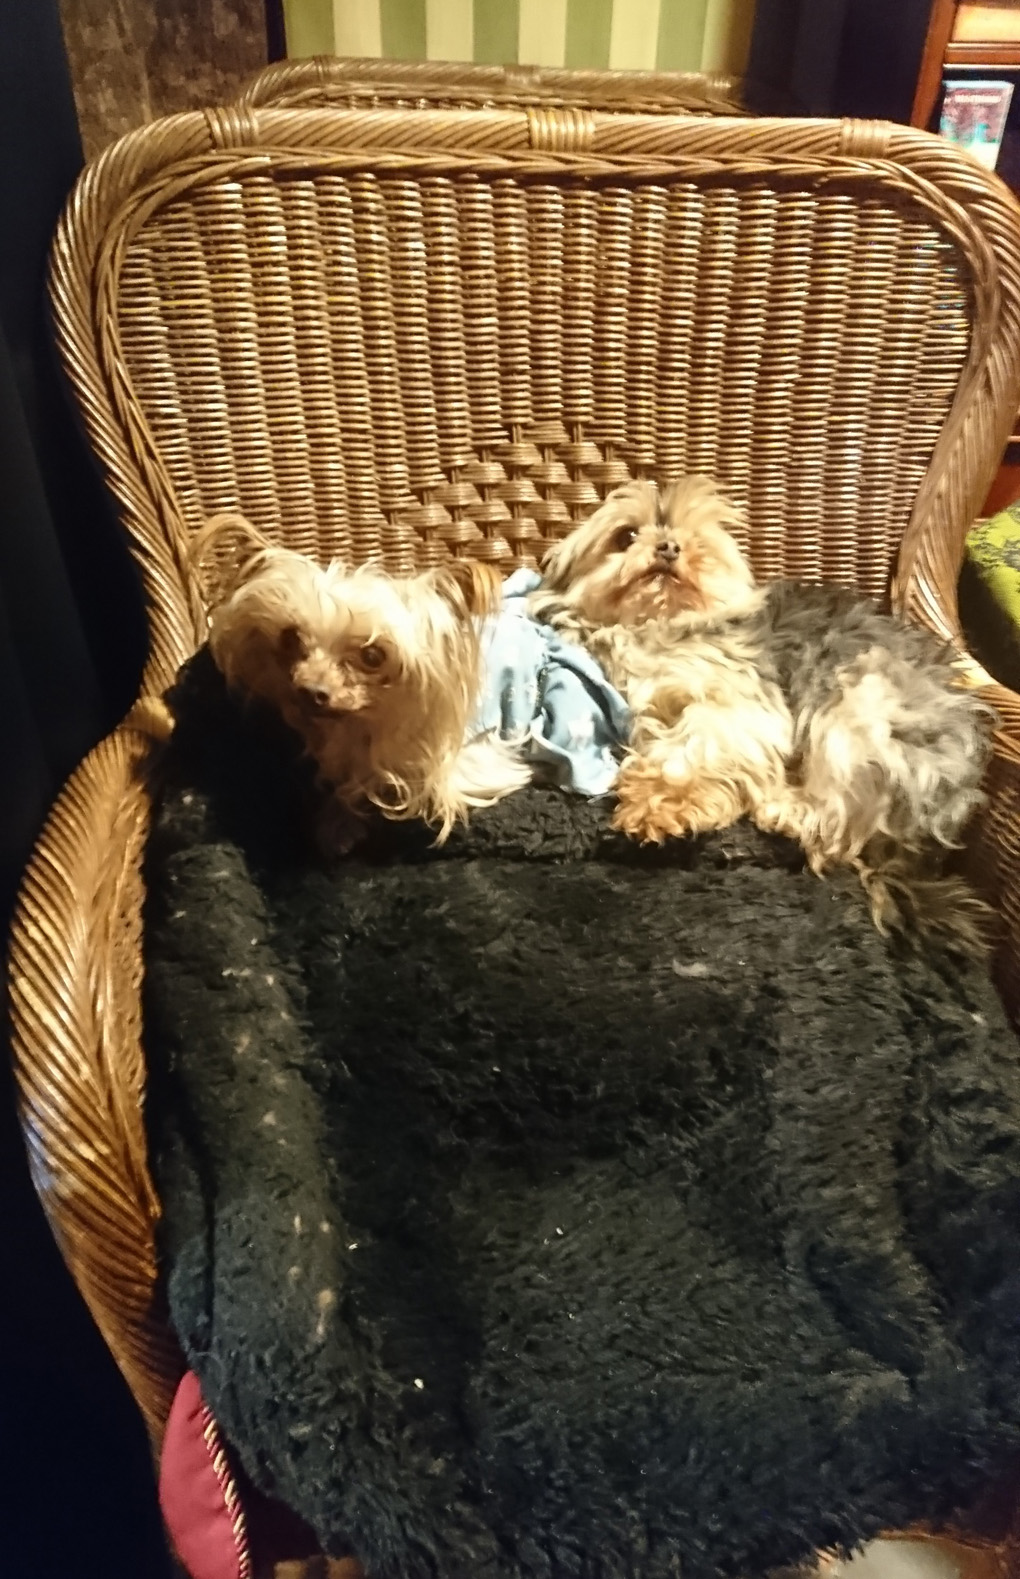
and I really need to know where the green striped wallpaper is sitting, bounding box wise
[282,0,756,74]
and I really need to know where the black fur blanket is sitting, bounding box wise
[145,650,1020,1579]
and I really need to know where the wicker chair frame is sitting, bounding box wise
[9,98,1020,1569]
[239,54,747,116]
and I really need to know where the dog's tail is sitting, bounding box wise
[859,851,993,958]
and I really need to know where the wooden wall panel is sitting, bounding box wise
[955,4,1020,43]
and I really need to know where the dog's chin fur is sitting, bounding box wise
[535,476,995,951]
[203,525,528,846]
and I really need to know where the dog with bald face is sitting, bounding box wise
[200,515,529,849]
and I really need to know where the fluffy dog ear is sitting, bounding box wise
[429,557,503,619]
[191,512,272,611]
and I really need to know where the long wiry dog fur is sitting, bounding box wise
[199,514,529,848]
[533,478,994,947]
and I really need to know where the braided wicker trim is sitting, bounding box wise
[8,725,183,1444]
[239,55,747,118]
[200,1401,253,1579]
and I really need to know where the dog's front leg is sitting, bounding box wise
[612,699,790,845]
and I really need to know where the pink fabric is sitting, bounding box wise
[159,1370,251,1579]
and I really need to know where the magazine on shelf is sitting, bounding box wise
[939,80,1014,171]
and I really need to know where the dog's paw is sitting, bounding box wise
[611,795,720,842]
[610,797,671,843]
[612,760,742,843]
[314,795,366,858]
[611,776,698,843]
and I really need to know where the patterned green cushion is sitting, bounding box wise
[961,504,1020,690]
[967,504,1020,625]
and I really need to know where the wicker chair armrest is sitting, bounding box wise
[8,709,183,1446]
[963,686,1020,1025]
[895,535,1020,1019]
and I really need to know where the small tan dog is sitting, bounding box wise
[198,515,529,849]
[533,478,993,942]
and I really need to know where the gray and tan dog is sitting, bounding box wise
[534,477,994,945]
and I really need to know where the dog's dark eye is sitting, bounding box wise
[359,643,386,671]
[278,625,305,661]
[612,527,638,552]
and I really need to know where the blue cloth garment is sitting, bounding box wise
[471,568,631,796]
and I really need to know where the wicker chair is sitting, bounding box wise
[11,96,1020,1571]
[239,55,747,116]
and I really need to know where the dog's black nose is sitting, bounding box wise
[304,686,332,710]
[655,539,680,564]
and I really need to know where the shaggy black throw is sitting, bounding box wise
[145,650,1020,1579]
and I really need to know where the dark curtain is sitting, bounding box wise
[0,2,167,1573]
[746,0,933,120]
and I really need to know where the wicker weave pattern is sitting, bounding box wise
[51,109,1020,696]
[240,56,747,117]
[118,165,968,592]
[7,725,181,1441]
[16,103,1020,1461]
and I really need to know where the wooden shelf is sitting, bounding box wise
[912,0,1020,127]
[911,2,1020,509]
[956,3,1020,42]
[945,39,1020,63]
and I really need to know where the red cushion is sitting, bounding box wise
[159,1370,252,1579]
